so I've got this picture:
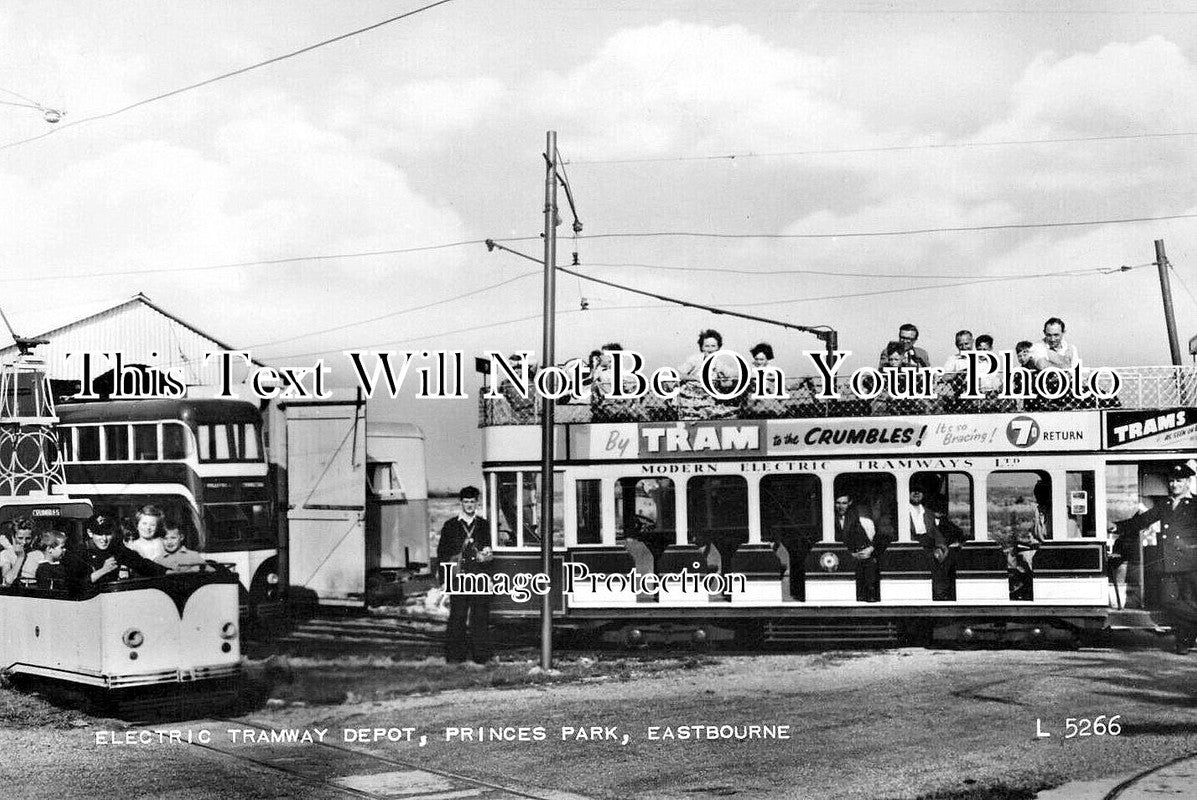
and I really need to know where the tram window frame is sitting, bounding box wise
[103,424,129,461]
[986,470,1052,546]
[616,477,677,546]
[686,475,748,547]
[575,479,602,546]
[489,470,564,550]
[1065,470,1097,538]
[909,471,974,542]
[832,473,897,544]
[59,427,74,461]
[76,425,101,462]
[759,474,821,547]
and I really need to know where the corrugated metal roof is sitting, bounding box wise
[0,294,259,385]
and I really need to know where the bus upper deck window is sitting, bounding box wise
[162,423,188,460]
[104,424,129,461]
[77,427,100,462]
[133,424,158,460]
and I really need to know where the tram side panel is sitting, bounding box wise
[0,580,240,687]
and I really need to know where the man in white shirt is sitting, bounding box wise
[1029,317,1079,370]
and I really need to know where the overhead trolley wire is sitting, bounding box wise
[0,0,459,152]
[582,260,1143,280]
[248,269,541,350]
[0,236,543,283]
[565,131,1197,166]
[569,212,1197,241]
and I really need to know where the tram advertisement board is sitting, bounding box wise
[1103,407,1197,450]
[578,413,1099,460]
[766,413,1100,455]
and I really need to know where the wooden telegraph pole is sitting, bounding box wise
[1155,239,1183,366]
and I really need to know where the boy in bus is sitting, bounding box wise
[436,486,494,665]
[157,521,207,573]
[34,532,68,591]
[64,515,167,596]
[129,504,168,561]
[0,518,44,588]
[835,493,883,602]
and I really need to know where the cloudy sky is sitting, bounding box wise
[2,1,1196,486]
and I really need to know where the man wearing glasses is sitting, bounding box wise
[877,323,930,369]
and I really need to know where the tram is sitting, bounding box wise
[477,363,1195,645]
[54,398,281,620]
[0,343,242,696]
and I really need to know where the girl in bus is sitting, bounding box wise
[129,504,168,561]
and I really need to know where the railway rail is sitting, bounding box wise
[161,717,592,800]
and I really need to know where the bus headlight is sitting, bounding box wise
[220,622,238,640]
[265,572,279,585]
[122,629,145,649]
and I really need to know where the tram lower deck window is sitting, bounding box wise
[616,478,676,544]
[492,471,563,549]
[833,473,897,543]
[575,480,602,545]
[760,474,820,546]
[987,471,1051,545]
[687,476,748,546]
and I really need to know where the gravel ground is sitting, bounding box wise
[3,643,1195,800]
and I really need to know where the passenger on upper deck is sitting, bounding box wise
[974,334,1004,396]
[64,515,168,595]
[878,323,929,369]
[749,342,780,397]
[679,329,743,420]
[1029,317,1079,370]
[942,330,974,374]
[0,518,43,588]
[34,531,68,591]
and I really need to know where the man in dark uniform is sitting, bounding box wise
[64,515,167,597]
[1110,463,1197,654]
[910,486,965,601]
[835,492,882,602]
[436,486,494,664]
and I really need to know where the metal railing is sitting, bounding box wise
[479,366,1197,426]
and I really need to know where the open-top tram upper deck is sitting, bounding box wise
[473,365,1196,632]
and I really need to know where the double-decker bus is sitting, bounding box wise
[55,399,281,619]
[477,365,1194,646]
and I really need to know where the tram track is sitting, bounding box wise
[167,716,592,800]
[1102,748,1197,800]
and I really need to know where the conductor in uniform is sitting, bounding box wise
[436,486,494,664]
[1109,463,1197,654]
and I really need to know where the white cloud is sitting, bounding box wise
[530,20,867,158]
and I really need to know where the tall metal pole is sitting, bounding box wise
[539,131,558,670]
[1156,239,1183,366]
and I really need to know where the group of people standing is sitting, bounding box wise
[0,505,208,596]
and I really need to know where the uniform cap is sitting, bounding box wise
[1169,463,1195,479]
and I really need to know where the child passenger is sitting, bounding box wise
[129,505,168,561]
[34,532,68,590]
[156,522,207,573]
